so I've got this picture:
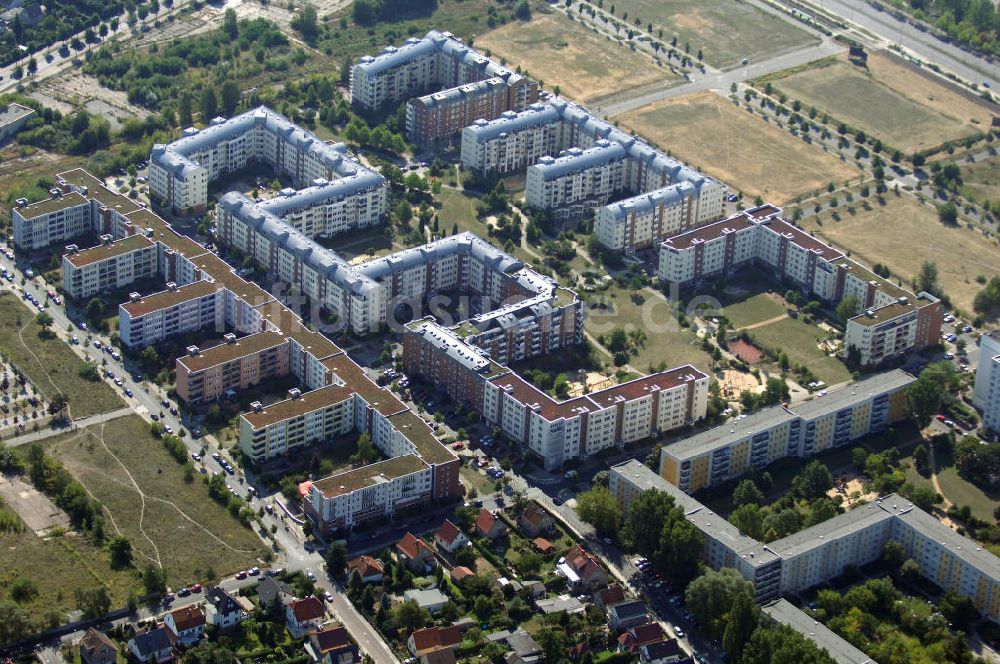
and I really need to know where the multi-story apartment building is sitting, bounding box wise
[62,234,158,300]
[351,30,537,114]
[175,331,290,404]
[973,331,1000,432]
[658,205,943,367]
[150,107,388,217]
[460,99,724,236]
[659,370,914,494]
[593,182,697,254]
[12,190,92,250]
[761,600,876,664]
[611,460,1000,624]
[117,280,224,348]
[525,142,629,222]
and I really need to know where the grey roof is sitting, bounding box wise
[0,102,34,127]
[256,170,385,217]
[257,577,294,606]
[767,500,894,560]
[354,36,439,75]
[609,599,649,619]
[403,588,448,608]
[529,141,628,181]
[408,318,491,372]
[505,629,542,657]
[762,599,876,664]
[130,627,173,656]
[355,30,521,81]
[792,369,914,421]
[413,77,507,109]
[464,103,561,143]
[600,182,696,221]
[663,405,798,462]
[206,586,243,616]
[535,595,585,613]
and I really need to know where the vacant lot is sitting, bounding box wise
[477,12,675,104]
[771,54,990,153]
[962,155,1000,206]
[610,0,816,68]
[801,197,1000,315]
[46,416,263,586]
[0,294,123,418]
[614,92,859,203]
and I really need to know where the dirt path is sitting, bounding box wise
[742,312,790,331]
[15,318,72,421]
[927,440,953,510]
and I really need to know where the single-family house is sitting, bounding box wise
[450,565,475,582]
[486,629,543,664]
[618,623,668,653]
[640,639,685,663]
[307,622,359,664]
[286,596,326,638]
[403,588,449,614]
[475,508,507,540]
[559,545,608,591]
[435,519,471,554]
[595,583,626,610]
[127,626,174,663]
[397,532,436,573]
[204,587,249,629]
[347,555,385,583]
[519,504,553,537]
[408,625,462,662]
[532,537,554,556]
[165,605,206,646]
[258,577,295,609]
[607,599,650,631]
[535,594,586,615]
[79,628,117,664]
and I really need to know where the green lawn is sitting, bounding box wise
[610,0,816,68]
[45,416,265,586]
[0,293,124,418]
[748,316,852,385]
[721,292,787,328]
[904,447,1000,522]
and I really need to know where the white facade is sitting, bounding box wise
[12,192,92,250]
[974,331,1000,433]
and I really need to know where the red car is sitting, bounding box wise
[235,571,248,580]
[936,414,946,422]
[190,583,202,593]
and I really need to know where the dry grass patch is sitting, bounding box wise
[801,196,1000,314]
[614,92,859,203]
[476,12,675,104]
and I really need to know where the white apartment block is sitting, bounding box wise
[150,107,387,217]
[12,191,92,250]
[239,384,357,462]
[461,105,563,174]
[973,331,1000,433]
[594,182,696,254]
[118,280,225,348]
[525,142,629,221]
[62,234,158,301]
[611,460,1000,624]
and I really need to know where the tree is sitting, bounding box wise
[917,260,939,294]
[76,586,111,619]
[804,498,837,527]
[836,295,860,321]
[733,479,763,507]
[0,600,32,643]
[656,517,703,588]
[86,297,104,324]
[143,564,167,595]
[221,81,240,116]
[792,460,833,500]
[108,535,133,569]
[723,592,758,663]
[47,393,69,416]
[728,504,764,539]
[685,568,755,638]
[938,201,958,225]
[140,346,160,374]
[739,623,837,664]
[912,443,929,474]
[513,0,532,20]
[222,8,239,39]
[179,93,193,127]
[350,432,380,464]
[291,3,320,42]
[391,599,430,632]
[32,310,51,333]
[325,541,348,578]
[907,364,952,427]
[201,88,218,122]
[622,489,677,555]
[575,487,620,534]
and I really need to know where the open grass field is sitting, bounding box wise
[0,293,123,418]
[903,447,998,522]
[770,54,991,153]
[961,154,1000,206]
[720,291,787,328]
[434,187,537,265]
[613,92,860,204]
[748,316,853,385]
[0,525,140,621]
[476,11,676,104]
[583,285,713,374]
[609,0,816,68]
[46,416,264,587]
[801,196,1000,315]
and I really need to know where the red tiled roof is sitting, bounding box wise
[533,537,554,552]
[410,625,462,653]
[170,605,205,631]
[566,545,603,580]
[290,596,325,622]
[435,519,464,546]
[313,624,351,652]
[476,508,500,534]
[629,622,667,646]
[397,532,433,560]
[347,555,384,578]
[598,584,625,606]
[450,566,474,581]
[521,504,547,527]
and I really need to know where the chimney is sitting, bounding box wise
[129,292,141,302]
[186,345,200,356]
[288,388,302,400]
[224,333,237,344]
[250,401,263,412]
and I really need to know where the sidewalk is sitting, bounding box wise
[2,407,133,447]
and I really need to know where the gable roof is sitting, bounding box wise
[206,587,242,615]
[628,622,667,645]
[476,508,501,534]
[397,532,433,560]
[312,624,352,652]
[348,555,384,577]
[450,565,475,581]
[257,576,294,605]
[131,626,173,656]
[566,545,603,579]
[410,625,462,653]
[170,605,206,631]
[80,628,115,654]
[435,519,464,546]
[290,596,325,622]
[642,638,683,660]
[610,600,649,620]
[521,504,548,528]
[597,584,625,606]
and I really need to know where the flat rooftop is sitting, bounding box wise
[254,300,341,360]
[765,218,843,261]
[176,331,288,373]
[124,209,210,260]
[792,369,914,421]
[0,102,34,127]
[662,404,798,462]
[762,599,875,664]
[241,382,357,430]
[57,168,140,216]
[121,280,223,318]
[388,409,453,464]
[312,454,429,498]
[848,300,917,328]
[587,366,704,409]
[64,234,155,268]
[768,500,894,560]
[15,191,88,219]
[190,253,275,308]
[661,213,755,250]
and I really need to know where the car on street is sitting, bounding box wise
[124,389,133,397]
[192,453,201,462]
[674,626,685,638]
[249,567,260,576]
[323,591,334,602]
[162,399,170,408]
[190,583,202,593]
[306,571,316,580]
[177,587,191,597]
[235,571,248,580]
[163,425,173,434]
